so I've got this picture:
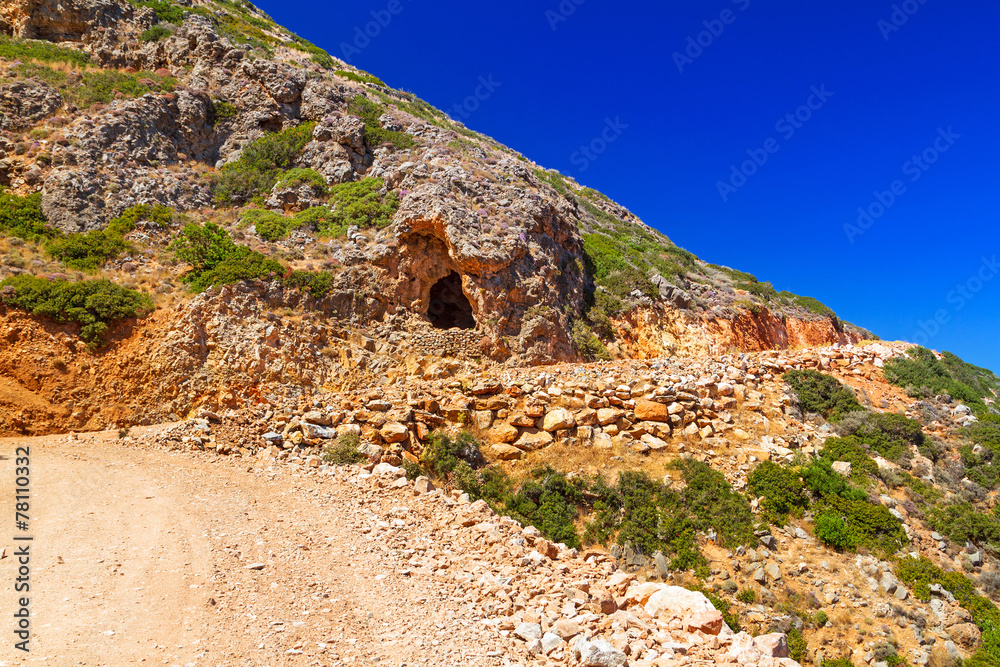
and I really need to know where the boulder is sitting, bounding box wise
[574,636,627,667]
[380,422,409,443]
[513,429,554,451]
[634,399,670,422]
[685,609,725,635]
[490,443,523,460]
[541,408,575,432]
[489,423,519,443]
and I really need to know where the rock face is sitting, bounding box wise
[0,80,62,130]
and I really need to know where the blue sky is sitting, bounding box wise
[258,0,1000,374]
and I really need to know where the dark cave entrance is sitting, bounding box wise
[427,272,476,330]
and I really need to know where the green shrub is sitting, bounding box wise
[748,460,807,522]
[213,100,239,125]
[571,320,610,361]
[241,209,289,241]
[139,25,171,41]
[737,588,756,604]
[818,436,879,479]
[321,430,362,465]
[127,0,210,24]
[46,204,172,270]
[346,95,416,150]
[419,431,486,479]
[335,70,386,86]
[0,192,57,242]
[284,270,334,296]
[928,503,1000,548]
[275,168,327,196]
[737,279,778,303]
[784,369,864,422]
[779,291,836,317]
[170,222,283,291]
[884,347,1000,415]
[670,458,755,549]
[801,458,868,500]
[213,123,316,205]
[850,412,925,461]
[814,493,905,553]
[814,610,829,626]
[321,178,399,233]
[67,68,176,108]
[504,467,589,549]
[0,35,91,65]
[821,659,854,667]
[814,511,857,550]
[787,628,807,662]
[0,275,153,347]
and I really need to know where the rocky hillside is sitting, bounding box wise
[4,2,1000,667]
[0,0,867,374]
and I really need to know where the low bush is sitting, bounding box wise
[784,369,864,422]
[419,431,486,480]
[786,628,807,662]
[275,168,327,196]
[571,320,610,361]
[128,0,210,24]
[335,70,386,86]
[928,502,1000,548]
[139,25,172,41]
[0,275,153,346]
[213,123,316,205]
[46,204,172,270]
[346,95,416,150]
[814,610,829,626]
[818,436,879,479]
[748,460,807,522]
[320,178,399,234]
[736,588,756,604]
[896,556,1000,665]
[0,192,57,242]
[321,430,362,465]
[0,35,91,65]
[884,347,1000,415]
[814,511,856,550]
[212,100,239,125]
[170,222,283,291]
[284,270,334,297]
[670,459,755,549]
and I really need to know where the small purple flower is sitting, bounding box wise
[519,233,527,241]
[477,209,488,217]
[500,222,508,229]
[400,189,410,195]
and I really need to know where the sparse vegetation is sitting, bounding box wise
[885,347,1000,416]
[46,204,173,270]
[321,430,363,465]
[171,221,283,291]
[212,123,316,205]
[335,70,386,86]
[0,35,92,66]
[320,178,399,234]
[346,95,416,150]
[784,369,864,422]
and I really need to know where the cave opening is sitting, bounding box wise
[427,271,475,330]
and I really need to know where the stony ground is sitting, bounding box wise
[0,426,532,666]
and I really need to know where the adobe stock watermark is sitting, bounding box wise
[338,0,411,63]
[843,126,959,244]
[448,76,501,122]
[545,0,585,31]
[877,0,930,41]
[673,0,751,73]
[716,84,833,202]
[570,117,628,172]
[909,255,998,348]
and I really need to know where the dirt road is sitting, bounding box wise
[0,426,520,666]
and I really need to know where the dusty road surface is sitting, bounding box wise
[0,426,522,666]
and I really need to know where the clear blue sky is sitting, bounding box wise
[258,0,1000,374]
